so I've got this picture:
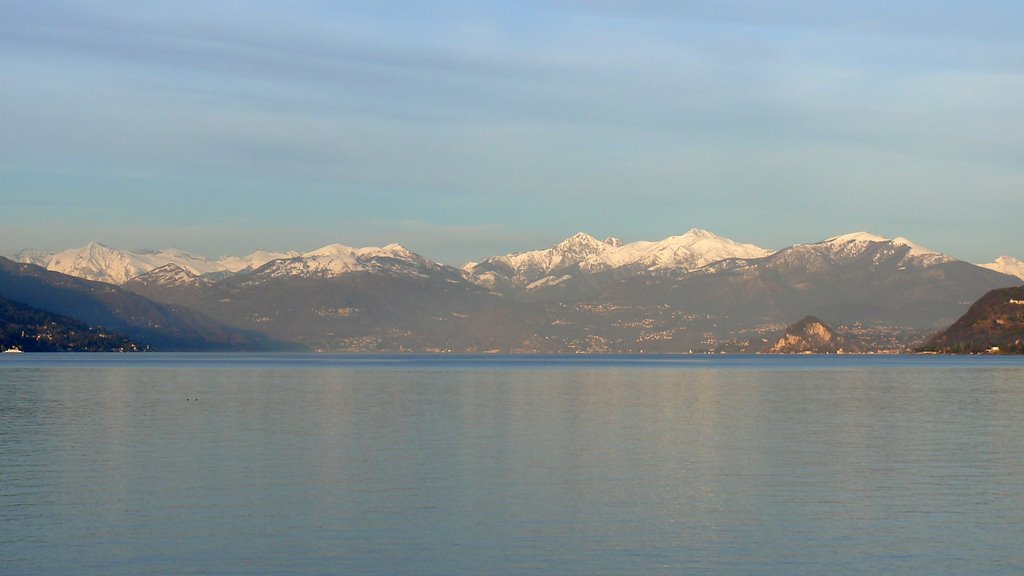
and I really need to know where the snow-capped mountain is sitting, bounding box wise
[249,243,443,280]
[581,228,772,272]
[12,249,55,267]
[0,255,275,351]
[29,242,228,285]
[462,229,771,294]
[14,241,442,285]
[815,232,954,266]
[215,250,300,273]
[120,242,443,284]
[597,230,1018,331]
[711,232,955,275]
[14,243,301,285]
[461,232,622,291]
[128,263,212,288]
[120,245,518,354]
[13,232,1014,319]
[980,256,1024,282]
[16,230,1022,353]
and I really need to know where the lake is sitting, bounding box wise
[2,354,1023,575]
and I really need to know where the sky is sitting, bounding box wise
[2,1,1022,265]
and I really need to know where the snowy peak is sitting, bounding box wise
[463,232,620,289]
[821,232,940,254]
[297,242,423,262]
[216,250,300,273]
[303,243,358,258]
[462,229,772,292]
[10,240,439,285]
[548,232,619,264]
[12,249,55,267]
[581,229,771,273]
[359,243,420,262]
[251,242,441,280]
[299,242,423,264]
[643,228,771,269]
[787,232,954,268]
[17,241,235,284]
[255,254,363,279]
[813,232,897,261]
[890,237,945,259]
[555,232,608,251]
[980,256,1024,281]
[682,228,719,240]
[127,263,210,288]
[824,231,890,244]
[44,242,146,284]
[11,230,982,290]
[460,228,965,297]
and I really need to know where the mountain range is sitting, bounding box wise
[5,231,1022,352]
[0,257,285,351]
[12,232,1024,287]
[14,242,298,285]
[461,229,772,299]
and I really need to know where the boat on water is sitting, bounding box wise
[2,348,25,354]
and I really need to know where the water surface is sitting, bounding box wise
[2,354,1023,575]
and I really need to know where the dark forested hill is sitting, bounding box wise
[0,295,143,352]
[924,286,1024,353]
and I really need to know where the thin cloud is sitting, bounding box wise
[2,1,1022,264]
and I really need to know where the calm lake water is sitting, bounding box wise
[2,354,1023,575]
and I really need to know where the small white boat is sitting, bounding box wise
[2,348,25,354]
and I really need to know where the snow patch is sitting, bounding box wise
[824,231,890,244]
[980,255,1024,281]
[527,275,573,290]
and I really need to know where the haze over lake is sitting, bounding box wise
[3,354,1023,575]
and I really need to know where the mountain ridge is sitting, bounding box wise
[12,230,1018,289]
[10,230,1022,353]
[0,257,289,351]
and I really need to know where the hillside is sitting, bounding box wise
[1,295,144,352]
[0,257,288,351]
[124,254,548,353]
[923,286,1024,353]
[763,316,857,353]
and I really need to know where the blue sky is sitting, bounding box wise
[2,1,1022,264]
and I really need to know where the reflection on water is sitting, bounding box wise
[2,355,1024,575]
